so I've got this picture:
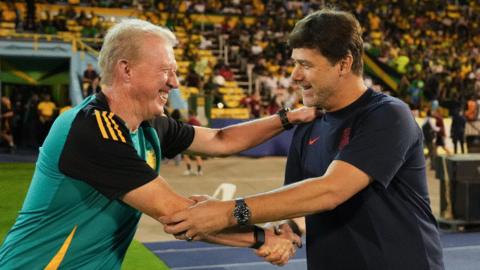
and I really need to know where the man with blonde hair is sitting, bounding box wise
[0,19,315,269]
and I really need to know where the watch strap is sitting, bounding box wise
[277,108,294,130]
[250,226,265,249]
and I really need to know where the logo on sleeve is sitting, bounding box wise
[338,128,351,150]
[94,110,127,143]
[308,136,320,145]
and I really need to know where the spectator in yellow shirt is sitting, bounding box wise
[37,94,57,144]
[59,100,72,115]
[1,96,16,153]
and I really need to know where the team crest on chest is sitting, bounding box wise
[338,127,351,150]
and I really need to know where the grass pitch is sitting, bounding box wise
[0,163,169,270]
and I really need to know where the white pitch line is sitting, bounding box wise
[153,246,240,253]
[170,258,307,270]
[443,245,480,251]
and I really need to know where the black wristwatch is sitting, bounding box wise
[250,225,265,249]
[233,198,251,226]
[277,108,294,130]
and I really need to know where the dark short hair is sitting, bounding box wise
[288,8,364,75]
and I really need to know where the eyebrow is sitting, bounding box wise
[293,59,314,66]
[159,64,177,71]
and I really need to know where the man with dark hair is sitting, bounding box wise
[82,63,98,84]
[162,8,445,270]
[450,108,466,154]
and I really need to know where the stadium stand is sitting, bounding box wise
[2,2,480,269]
[0,0,479,148]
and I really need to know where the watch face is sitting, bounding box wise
[234,200,251,225]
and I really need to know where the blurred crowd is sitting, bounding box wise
[0,90,73,153]
[217,0,480,115]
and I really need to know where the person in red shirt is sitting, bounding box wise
[433,108,452,155]
[218,63,235,81]
[240,92,261,118]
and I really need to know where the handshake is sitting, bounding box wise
[159,195,303,266]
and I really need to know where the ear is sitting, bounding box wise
[117,59,131,83]
[338,54,353,77]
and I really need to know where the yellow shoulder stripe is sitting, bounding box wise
[94,110,127,143]
[101,111,119,141]
[108,112,127,143]
[94,110,109,139]
[44,225,77,270]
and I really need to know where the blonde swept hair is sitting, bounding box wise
[98,19,177,85]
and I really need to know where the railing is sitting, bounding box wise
[223,44,229,65]
[218,34,224,62]
[0,31,100,56]
[76,38,100,57]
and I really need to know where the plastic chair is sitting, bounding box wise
[212,183,237,201]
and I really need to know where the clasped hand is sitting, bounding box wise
[160,195,232,240]
[256,223,302,266]
[159,195,302,266]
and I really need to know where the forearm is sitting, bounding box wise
[202,226,257,248]
[240,177,338,224]
[123,177,194,218]
[225,161,371,226]
[208,115,284,155]
[160,161,368,239]
[189,108,314,156]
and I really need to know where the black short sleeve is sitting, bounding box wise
[152,116,195,159]
[285,144,303,185]
[284,124,311,185]
[336,101,420,187]
[59,109,158,199]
